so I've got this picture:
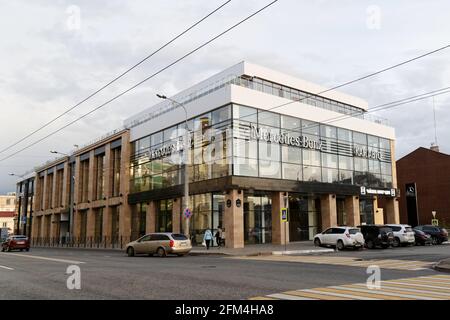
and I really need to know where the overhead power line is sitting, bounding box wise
[0,0,279,163]
[0,0,232,155]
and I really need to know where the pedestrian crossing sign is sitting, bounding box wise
[281,208,288,222]
[432,219,439,226]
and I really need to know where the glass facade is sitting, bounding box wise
[129,103,394,243]
[130,104,393,191]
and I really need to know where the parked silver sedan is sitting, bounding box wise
[126,233,192,257]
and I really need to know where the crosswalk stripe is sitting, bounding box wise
[370,283,450,297]
[267,293,314,300]
[345,284,446,299]
[384,281,450,290]
[301,289,380,300]
[313,287,405,300]
[327,285,440,300]
[394,279,450,286]
[379,283,450,294]
[418,275,450,282]
[283,290,351,300]
[249,297,276,300]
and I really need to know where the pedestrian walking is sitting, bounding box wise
[203,228,213,250]
[215,226,223,248]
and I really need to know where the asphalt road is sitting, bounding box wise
[0,245,448,300]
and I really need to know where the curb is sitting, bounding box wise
[272,249,335,255]
[433,259,450,273]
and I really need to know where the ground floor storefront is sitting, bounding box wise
[30,179,399,249]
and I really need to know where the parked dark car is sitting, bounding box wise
[358,225,394,249]
[413,229,432,246]
[1,235,30,252]
[414,225,448,245]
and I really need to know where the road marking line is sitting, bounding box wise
[313,287,406,300]
[393,279,450,287]
[345,284,446,299]
[328,285,440,300]
[0,265,14,270]
[284,290,352,300]
[301,289,379,300]
[267,293,313,300]
[384,281,450,290]
[366,283,450,297]
[377,282,450,294]
[0,252,85,265]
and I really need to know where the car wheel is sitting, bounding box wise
[393,237,401,247]
[7,246,11,252]
[127,247,135,257]
[157,247,166,258]
[366,240,374,249]
[177,253,187,257]
[1,247,5,252]
[314,238,321,247]
[20,249,23,252]
[432,237,438,245]
[26,248,30,252]
[336,240,345,251]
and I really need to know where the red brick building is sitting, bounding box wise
[397,147,450,227]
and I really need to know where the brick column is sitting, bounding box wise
[345,196,361,227]
[172,198,182,234]
[103,206,113,246]
[272,192,289,245]
[88,150,95,202]
[374,196,384,224]
[50,214,60,240]
[224,190,244,249]
[62,163,70,208]
[43,173,49,210]
[73,210,81,238]
[385,198,400,224]
[86,208,95,238]
[321,194,337,230]
[51,171,57,210]
[146,201,156,233]
[104,144,112,199]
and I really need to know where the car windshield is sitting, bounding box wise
[171,234,188,240]
[13,236,27,240]
[415,229,425,235]
[349,229,360,235]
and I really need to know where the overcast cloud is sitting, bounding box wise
[0,0,449,193]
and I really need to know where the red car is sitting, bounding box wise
[1,235,30,252]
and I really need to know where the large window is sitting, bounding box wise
[112,147,121,197]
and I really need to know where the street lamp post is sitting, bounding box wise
[50,150,69,157]
[156,94,191,238]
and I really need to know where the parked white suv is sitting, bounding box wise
[313,227,365,250]
[386,224,415,247]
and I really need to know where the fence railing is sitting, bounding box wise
[31,236,133,250]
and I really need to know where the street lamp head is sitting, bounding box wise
[156,94,167,99]
[50,150,57,154]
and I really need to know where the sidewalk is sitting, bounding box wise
[190,241,334,256]
[434,258,450,273]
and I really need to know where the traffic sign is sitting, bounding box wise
[281,208,289,222]
[183,208,192,219]
[432,219,439,226]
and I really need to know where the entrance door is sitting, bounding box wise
[244,195,272,244]
[289,195,321,241]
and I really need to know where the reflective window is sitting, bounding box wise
[258,110,280,128]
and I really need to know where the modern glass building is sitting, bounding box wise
[125,62,400,248]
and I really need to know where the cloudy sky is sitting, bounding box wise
[0,0,449,194]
